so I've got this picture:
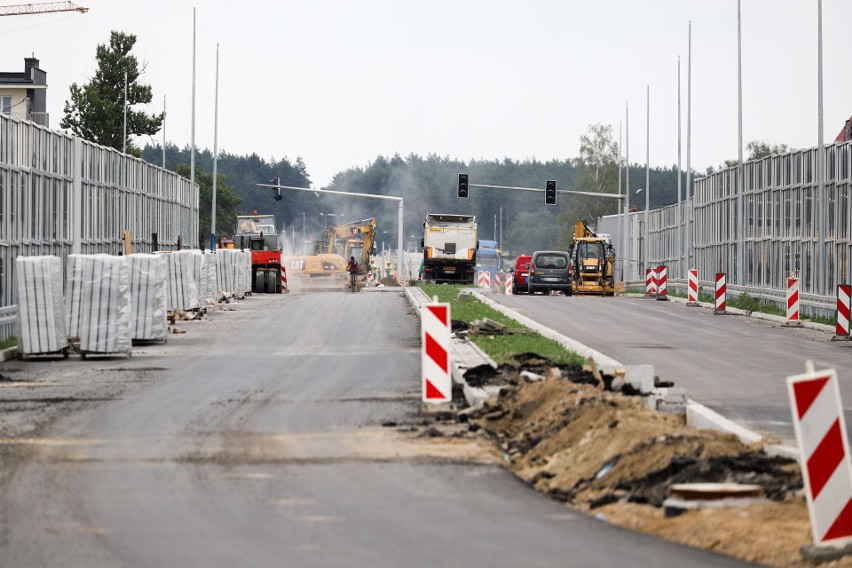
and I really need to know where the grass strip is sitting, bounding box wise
[418,283,584,366]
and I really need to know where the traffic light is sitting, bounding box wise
[272,177,282,201]
[457,173,469,198]
[545,180,557,205]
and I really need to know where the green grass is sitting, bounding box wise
[418,283,585,366]
[0,336,16,350]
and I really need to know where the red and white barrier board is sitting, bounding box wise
[687,268,699,305]
[477,271,491,289]
[788,368,852,545]
[421,302,451,404]
[656,265,668,300]
[645,269,657,296]
[715,273,726,314]
[504,273,514,295]
[787,277,801,323]
[837,285,851,338]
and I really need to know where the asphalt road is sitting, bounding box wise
[492,292,852,443]
[0,291,748,567]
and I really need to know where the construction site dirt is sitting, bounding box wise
[456,355,838,568]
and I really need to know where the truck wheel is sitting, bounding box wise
[265,270,277,293]
[255,271,266,294]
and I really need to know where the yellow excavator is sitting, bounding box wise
[324,218,377,273]
[569,219,616,296]
[283,218,377,291]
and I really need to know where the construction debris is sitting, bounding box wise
[458,356,810,567]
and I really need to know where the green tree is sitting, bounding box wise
[747,140,790,160]
[557,124,621,248]
[61,31,163,157]
[176,164,241,243]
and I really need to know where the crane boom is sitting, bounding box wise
[0,2,88,16]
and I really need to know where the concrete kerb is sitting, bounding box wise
[467,289,800,453]
[0,346,16,362]
[404,286,799,452]
[632,292,835,333]
[404,287,498,409]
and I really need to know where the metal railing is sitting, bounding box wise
[2,111,48,127]
[599,140,852,320]
[0,113,199,333]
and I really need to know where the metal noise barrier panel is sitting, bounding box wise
[65,254,132,354]
[15,256,68,354]
[128,254,168,341]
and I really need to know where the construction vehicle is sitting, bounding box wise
[233,213,285,293]
[283,219,377,291]
[568,219,616,296]
[421,213,477,284]
[324,218,377,274]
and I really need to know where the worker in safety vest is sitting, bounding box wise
[386,260,394,278]
[370,259,378,279]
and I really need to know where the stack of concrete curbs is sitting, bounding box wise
[15,256,68,356]
[202,251,218,308]
[65,254,132,357]
[127,254,168,343]
[160,251,199,312]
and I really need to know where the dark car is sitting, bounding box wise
[512,255,532,294]
[528,251,573,295]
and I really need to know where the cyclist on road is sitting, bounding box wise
[346,256,359,291]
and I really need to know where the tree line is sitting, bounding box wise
[63,29,793,257]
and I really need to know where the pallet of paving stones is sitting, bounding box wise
[128,253,168,344]
[65,254,132,359]
[15,255,69,359]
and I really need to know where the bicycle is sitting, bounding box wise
[349,270,361,293]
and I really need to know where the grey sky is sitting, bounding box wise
[2,0,850,187]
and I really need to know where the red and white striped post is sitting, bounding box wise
[477,271,491,289]
[788,366,852,546]
[504,273,514,295]
[687,268,699,306]
[656,265,668,301]
[835,285,851,341]
[645,268,657,297]
[421,301,451,404]
[785,277,802,326]
[714,273,726,314]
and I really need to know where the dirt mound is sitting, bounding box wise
[467,363,815,567]
[379,276,400,287]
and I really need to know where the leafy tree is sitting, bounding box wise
[61,31,163,157]
[556,124,621,248]
[175,164,241,244]
[747,140,790,160]
[504,211,562,256]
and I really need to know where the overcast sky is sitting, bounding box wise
[2,0,850,187]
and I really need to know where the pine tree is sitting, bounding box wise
[61,31,163,156]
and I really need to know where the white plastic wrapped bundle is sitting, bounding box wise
[203,251,218,305]
[15,255,68,355]
[164,251,199,311]
[65,254,132,355]
[197,252,208,307]
[128,254,167,341]
[183,250,204,309]
[239,250,252,297]
[216,250,233,296]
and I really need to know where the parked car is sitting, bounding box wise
[528,251,573,295]
[512,255,532,294]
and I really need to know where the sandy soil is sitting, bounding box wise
[463,357,844,568]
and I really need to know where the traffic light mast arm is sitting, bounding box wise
[469,182,625,199]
